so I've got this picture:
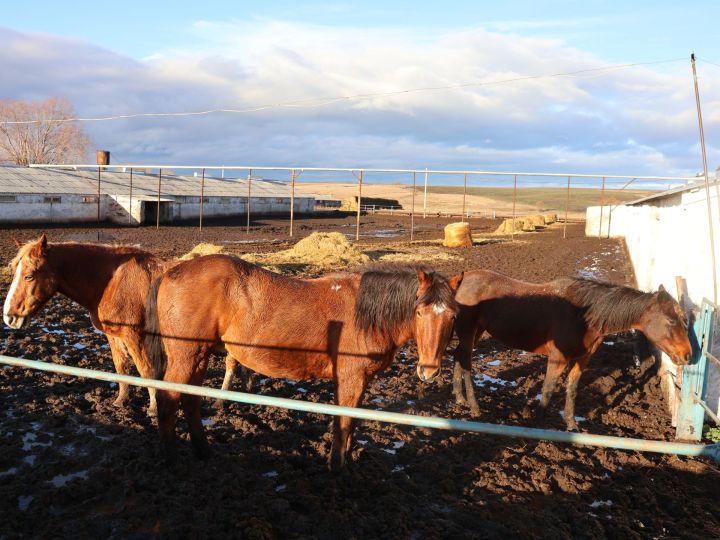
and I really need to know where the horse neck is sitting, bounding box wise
[49,244,132,312]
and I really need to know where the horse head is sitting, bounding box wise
[3,234,58,329]
[637,284,692,366]
[413,269,463,381]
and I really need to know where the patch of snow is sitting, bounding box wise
[263,471,278,478]
[0,467,18,477]
[473,374,517,387]
[297,387,307,393]
[23,455,36,466]
[382,448,396,455]
[392,441,405,450]
[589,500,613,509]
[73,343,87,350]
[486,359,501,366]
[356,440,368,445]
[201,418,216,427]
[392,465,405,473]
[275,484,286,492]
[49,470,89,488]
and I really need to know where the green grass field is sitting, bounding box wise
[418,186,653,213]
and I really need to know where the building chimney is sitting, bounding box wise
[96,150,110,166]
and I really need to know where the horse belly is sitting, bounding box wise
[231,346,334,381]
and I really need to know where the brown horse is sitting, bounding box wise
[451,270,692,430]
[144,256,463,469]
[4,234,168,414]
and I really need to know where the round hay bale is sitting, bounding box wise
[495,218,534,234]
[543,213,557,224]
[526,214,547,227]
[443,222,473,248]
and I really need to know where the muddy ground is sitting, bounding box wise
[0,214,718,539]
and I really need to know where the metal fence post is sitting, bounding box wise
[156,168,162,230]
[563,176,571,239]
[423,168,428,218]
[411,171,416,241]
[677,299,716,440]
[511,175,517,241]
[355,170,363,241]
[290,169,296,237]
[199,168,205,231]
[462,173,467,222]
[247,168,252,235]
[128,168,133,224]
[598,176,606,237]
[96,166,101,224]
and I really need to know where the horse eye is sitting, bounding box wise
[416,310,422,318]
[24,274,34,282]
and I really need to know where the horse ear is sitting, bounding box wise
[39,233,48,249]
[448,272,464,293]
[416,269,432,292]
[658,284,666,293]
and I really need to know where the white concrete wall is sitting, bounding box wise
[0,194,108,223]
[586,191,720,422]
[0,194,316,225]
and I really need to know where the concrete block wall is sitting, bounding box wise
[0,194,107,223]
[587,203,720,423]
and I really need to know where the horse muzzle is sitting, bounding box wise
[3,313,27,330]
[416,364,440,382]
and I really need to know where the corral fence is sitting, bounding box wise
[28,164,695,241]
[1,354,719,463]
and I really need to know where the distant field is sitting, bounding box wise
[418,186,653,214]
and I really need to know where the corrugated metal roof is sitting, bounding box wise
[626,178,720,205]
[0,165,314,199]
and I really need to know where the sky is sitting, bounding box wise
[1,1,720,185]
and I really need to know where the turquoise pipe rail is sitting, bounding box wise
[2,354,719,462]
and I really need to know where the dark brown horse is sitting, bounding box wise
[4,234,168,414]
[451,270,692,430]
[145,256,463,469]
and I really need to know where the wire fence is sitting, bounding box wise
[27,164,697,241]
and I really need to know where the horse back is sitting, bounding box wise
[455,270,588,356]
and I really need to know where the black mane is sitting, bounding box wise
[354,264,457,334]
[565,278,657,333]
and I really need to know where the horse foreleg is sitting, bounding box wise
[107,336,132,407]
[213,354,238,411]
[563,356,590,431]
[124,340,158,417]
[452,325,478,412]
[329,373,368,472]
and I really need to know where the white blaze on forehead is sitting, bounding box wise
[4,260,23,317]
[432,303,446,315]
[331,283,341,291]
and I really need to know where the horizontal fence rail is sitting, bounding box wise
[2,355,719,463]
[29,163,696,181]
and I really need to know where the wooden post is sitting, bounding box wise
[355,170,363,241]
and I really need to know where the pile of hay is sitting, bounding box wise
[244,232,369,268]
[494,213,558,234]
[443,222,473,248]
[377,246,463,263]
[179,243,225,260]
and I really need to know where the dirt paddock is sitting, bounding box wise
[1,214,718,539]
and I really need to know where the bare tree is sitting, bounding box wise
[0,97,92,166]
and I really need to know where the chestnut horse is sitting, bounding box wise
[145,256,463,469]
[3,234,169,413]
[451,270,692,430]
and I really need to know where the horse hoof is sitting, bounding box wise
[327,453,345,473]
[565,421,579,432]
[454,394,468,406]
[112,397,129,408]
[146,405,158,418]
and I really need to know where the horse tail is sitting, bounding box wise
[144,276,167,380]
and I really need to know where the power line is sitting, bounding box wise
[1,57,686,125]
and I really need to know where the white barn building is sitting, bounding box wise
[0,166,315,225]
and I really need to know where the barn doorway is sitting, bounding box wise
[141,201,173,224]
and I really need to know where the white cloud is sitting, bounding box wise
[0,21,718,179]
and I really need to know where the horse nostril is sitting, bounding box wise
[684,352,691,363]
